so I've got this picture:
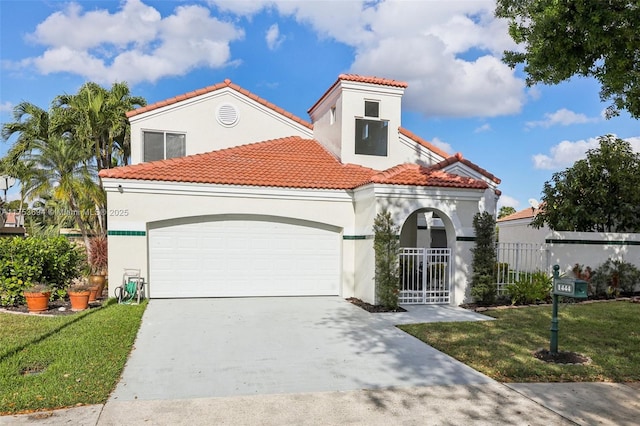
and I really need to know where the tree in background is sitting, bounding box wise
[24,134,102,252]
[373,210,400,310]
[53,81,146,170]
[496,0,640,119]
[1,82,145,239]
[531,135,640,232]
[471,211,497,305]
[498,206,516,219]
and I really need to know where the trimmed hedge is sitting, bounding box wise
[0,236,85,306]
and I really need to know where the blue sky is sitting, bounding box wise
[1,0,638,209]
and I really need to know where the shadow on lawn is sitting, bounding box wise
[0,305,103,363]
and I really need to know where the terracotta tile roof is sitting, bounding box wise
[99,137,374,189]
[431,153,501,184]
[337,74,409,88]
[99,137,491,191]
[126,79,313,130]
[308,74,408,114]
[398,127,449,159]
[497,205,544,222]
[372,163,489,189]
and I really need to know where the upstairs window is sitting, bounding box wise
[356,100,387,156]
[143,131,186,162]
[355,119,388,156]
[364,100,379,118]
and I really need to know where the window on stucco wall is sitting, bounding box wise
[355,100,387,156]
[143,131,186,162]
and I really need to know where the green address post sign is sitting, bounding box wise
[554,279,576,297]
[550,265,589,354]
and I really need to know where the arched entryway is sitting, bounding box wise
[398,209,453,304]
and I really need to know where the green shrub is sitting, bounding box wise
[0,236,84,306]
[506,271,552,305]
[471,212,497,305]
[374,210,399,310]
[590,259,640,297]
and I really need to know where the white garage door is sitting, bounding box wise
[148,219,341,298]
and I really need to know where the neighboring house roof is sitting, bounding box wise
[126,79,313,130]
[99,137,489,191]
[498,206,543,222]
[4,212,22,226]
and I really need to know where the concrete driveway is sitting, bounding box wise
[110,297,493,401]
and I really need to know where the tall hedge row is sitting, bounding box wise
[0,236,85,306]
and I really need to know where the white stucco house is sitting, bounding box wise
[497,206,548,245]
[99,74,501,305]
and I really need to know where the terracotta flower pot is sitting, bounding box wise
[88,286,99,302]
[69,291,90,311]
[24,291,51,313]
[88,275,106,300]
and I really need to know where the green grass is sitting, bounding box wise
[399,301,640,383]
[0,299,146,414]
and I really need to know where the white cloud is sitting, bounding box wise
[15,0,528,117]
[209,0,273,16]
[209,0,526,118]
[16,0,244,85]
[527,86,542,100]
[265,23,284,50]
[533,135,640,170]
[526,108,599,129]
[430,137,453,154]
[497,194,520,210]
[474,123,491,133]
[0,101,13,112]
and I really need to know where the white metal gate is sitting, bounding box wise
[399,248,451,304]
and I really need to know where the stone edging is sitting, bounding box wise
[465,296,639,313]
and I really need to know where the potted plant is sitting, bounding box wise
[88,236,108,300]
[68,277,91,311]
[23,283,51,313]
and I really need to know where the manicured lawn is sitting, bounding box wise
[399,301,640,383]
[0,300,146,414]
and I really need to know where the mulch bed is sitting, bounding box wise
[533,348,592,365]
[1,298,105,316]
[346,297,407,313]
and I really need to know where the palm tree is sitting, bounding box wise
[53,82,146,170]
[25,134,100,252]
[2,102,51,162]
[1,102,53,226]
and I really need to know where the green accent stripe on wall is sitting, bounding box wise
[456,236,476,242]
[546,238,640,246]
[343,235,372,240]
[108,230,146,236]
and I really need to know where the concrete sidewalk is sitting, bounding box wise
[2,382,639,425]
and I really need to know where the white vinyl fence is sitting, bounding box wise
[495,243,550,294]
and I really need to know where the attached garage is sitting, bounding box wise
[148,216,342,298]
